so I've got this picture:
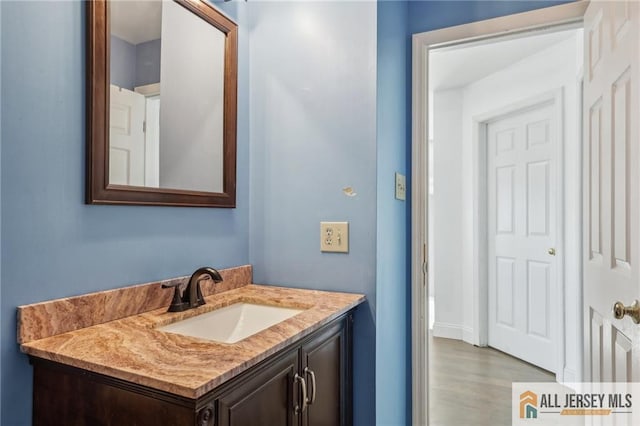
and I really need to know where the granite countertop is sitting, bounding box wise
[20,284,364,399]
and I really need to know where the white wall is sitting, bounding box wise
[433,32,583,381]
[159,0,225,192]
[432,88,465,339]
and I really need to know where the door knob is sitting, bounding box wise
[613,300,640,324]
[548,248,556,256]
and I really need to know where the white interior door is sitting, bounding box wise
[109,84,145,186]
[583,0,640,385]
[488,101,558,372]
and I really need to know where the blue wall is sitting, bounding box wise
[0,1,250,424]
[247,2,377,425]
[376,1,410,426]
[110,35,136,90]
[0,1,3,421]
[111,36,161,90]
[408,0,574,34]
[136,38,162,87]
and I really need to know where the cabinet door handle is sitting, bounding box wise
[294,373,308,414]
[304,367,317,405]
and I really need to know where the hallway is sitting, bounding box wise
[429,336,555,425]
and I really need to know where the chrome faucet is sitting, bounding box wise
[162,267,223,312]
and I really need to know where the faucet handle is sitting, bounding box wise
[161,281,181,289]
[162,282,188,312]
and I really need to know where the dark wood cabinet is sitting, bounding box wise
[31,312,353,426]
[301,318,350,426]
[217,348,299,426]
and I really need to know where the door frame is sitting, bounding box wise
[411,2,588,424]
[475,90,565,379]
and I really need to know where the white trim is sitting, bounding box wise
[462,327,475,344]
[432,322,464,340]
[134,82,161,97]
[470,114,489,347]
[412,1,588,50]
[473,89,566,381]
[411,3,588,424]
[411,31,429,426]
[574,71,584,382]
[554,90,567,384]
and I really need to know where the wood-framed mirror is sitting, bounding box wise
[86,0,237,207]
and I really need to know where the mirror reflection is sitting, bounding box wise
[109,0,225,193]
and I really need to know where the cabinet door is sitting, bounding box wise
[217,349,299,426]
[301,316,351,426]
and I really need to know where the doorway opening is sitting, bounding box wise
[427,29,583,424]
[411,2,589,425]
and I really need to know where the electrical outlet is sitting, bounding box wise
[395,173,406,201]
[320,222,349,253]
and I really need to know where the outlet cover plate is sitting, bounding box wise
[395,173,406,201]
[320,222,349,253]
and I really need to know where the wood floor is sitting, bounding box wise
[429,336,555,426]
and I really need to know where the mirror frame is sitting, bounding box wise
[86,0,238,207]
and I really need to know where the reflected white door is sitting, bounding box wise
[488,101,558,372]
[583,0,640,387]
[109,84,145,186]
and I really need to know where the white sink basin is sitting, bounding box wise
[158,302,304,344]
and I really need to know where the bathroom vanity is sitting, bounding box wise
[30,313,351,426]
[18,266,364,426]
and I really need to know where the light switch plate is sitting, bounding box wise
[395,173,406,201]
[320,222,349,253]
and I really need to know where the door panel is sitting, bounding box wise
[588,98,603,260]
[109,84,145,186]
[496,166,515,234]
[217,350,299,426]
[612,69,631,269]
[527,260,550,340]
[589,310,604,382]
[583,0,640,385]
[488,101,558,372]
[496,257,516,327]
[527,161,550,236]
[301,320,347,426]
[526,119,551,149]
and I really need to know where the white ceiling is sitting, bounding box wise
[111,0,163,45]
[429,28,582,91]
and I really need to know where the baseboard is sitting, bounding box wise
[432,322,464,340]
[462,327,475,345]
